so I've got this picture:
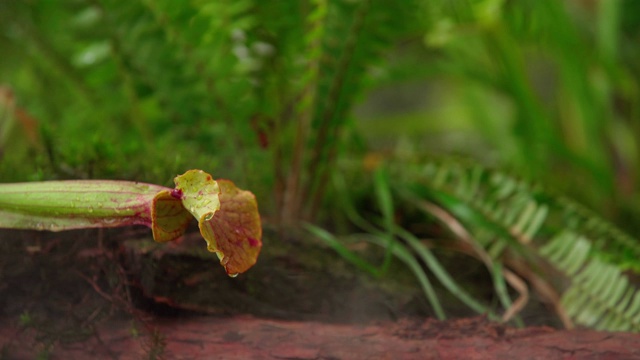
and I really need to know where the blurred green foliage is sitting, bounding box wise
[357,0,640,228]
[1,0,640,228]
[3,0,640,331]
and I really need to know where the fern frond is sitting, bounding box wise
[554,197,640,272]
[304,0,424,215]
[540,232,640,331]
[281,0,328,223]
[397,157,640,331]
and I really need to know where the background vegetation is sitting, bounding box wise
[2,0,640,331]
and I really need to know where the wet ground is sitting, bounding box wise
[1,227,639,359]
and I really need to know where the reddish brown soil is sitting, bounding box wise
[2,316,639,359]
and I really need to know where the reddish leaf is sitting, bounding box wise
[199,179,262,276]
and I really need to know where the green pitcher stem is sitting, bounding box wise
[0,170,262,275]
[0,180,168,230]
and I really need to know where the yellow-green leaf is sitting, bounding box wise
[173,169,221,222]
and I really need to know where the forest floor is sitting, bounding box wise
[1,228,639,359]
